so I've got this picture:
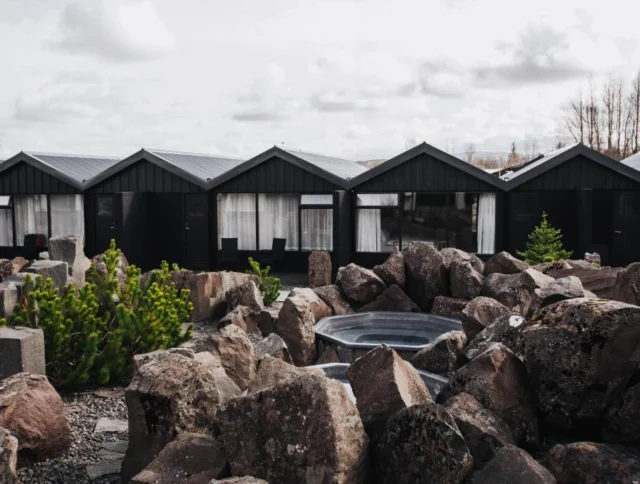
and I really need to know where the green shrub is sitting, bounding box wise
[2,240,193,389]
[246,257,281,306]
[517,211,573,265]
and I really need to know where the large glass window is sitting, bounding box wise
[14,195,48,245]
[0,209,12,246]
[301,209,333,250]
[355,193,400,252]
[218,193,257,250]
[50,195,84,238]
[258,194,299,250]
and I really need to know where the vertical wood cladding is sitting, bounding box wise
[354,153,497,192]
[88,160,203,193]
[215,156,340,193]
[0,161,79,194]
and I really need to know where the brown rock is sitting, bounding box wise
[431,296,469,320]
[358,284,420,312]
[542,442,640,484]
[256,303,281,336]
[336,263,387,305]
[373,247,406,288]
[0,373,71,461]
[0,257,28,281]
[450,260,485,300]
[484,251,528,276]
[0,427,20,484]
[604,380,640,443]
[461,297,512,341]
[613,262,640,306]
[275,288,331,366]
[308,251,332,288]
[207,325,257,391]
[313,285,353,315]
[211,479,268,484]
[373,402,473,484]
[482,268,561,315]
[252,333,293,364]
[218,373,369,484]
[464,314,531,361]
[122,350,241,482]
[437,343,538,446]
[403,242,448,312]
[130,433,229,484]
[218,306,259,334]
[547,265,621,299]
[531,260,572,274]
[248,355,323,394]
[226,280,264,312]
[470,446,556,484]
[441,247,485,274]
[522,298,640,433]
[315,347,341,364]
[411,330,467,376]
[443,393,515,470]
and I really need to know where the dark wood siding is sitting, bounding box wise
[515,155,640,190]
[216,156,340,193]
[0,161,79,194]
[88,160,203,193]
[355,153,497,192]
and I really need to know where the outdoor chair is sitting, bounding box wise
[262,237,286,271]
[220,238,239,269]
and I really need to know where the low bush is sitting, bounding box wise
[517,211,573,265]
[246,257,281,306]
[1,240,193,389]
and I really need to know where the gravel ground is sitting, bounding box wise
[18,391,128,484]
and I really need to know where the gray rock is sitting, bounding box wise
[336,263,387,305]
[0,427,19,484]
[613,262,640,306]
[450,260,484,300]
[358,284,420,312]
[431,296,468,320]
[248,355,322,394]
[313,284,353,315]
[470,446,556,483]
[441,247,485,274]
[226,280,264,312]
[604,381,640,443]
[461,297,512,341]
[218,306,259,334]
[252,333,293,364]
[0,283,18,320]
[411,330,467,376]
[93,417,128,434]
[464,314,531,361]
[207,325,257,391]
[308,251,332,289]
[86,459,123,480]
[0,326,45,380]
[49,235,91,287]
[22,260,68,289]
[403,242,448,312]
[484,251,528,276]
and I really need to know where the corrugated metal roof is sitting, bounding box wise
[623,151,640,171]
[282,148,368,180]
[24,152,121,184]
[147,149,245,182]
[501,143,579,181]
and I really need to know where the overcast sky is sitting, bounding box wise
[1,0,639,161]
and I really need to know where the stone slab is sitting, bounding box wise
[0,326,46,380]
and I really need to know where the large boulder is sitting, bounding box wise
[205,325,257,391]
[484,251,528,276]
[346,345,432,437]
[542,442,640,484]
[187,272,258,322]
[358,284,420,312]
[411,330,467,376]
[122,350,241,482]
[0,373,71,460]
[469,446,556,484]
[252,333,293,364]
[0,282,18,320]
[256,303,282,336]
[443,393,515,470]
[464,314,531,361]
[437,343,538,446]
[604,381,640,443]
[613,262,640,306]
[248,355,322,394]
[218,373,369,484]
[336,263,386,305]
[531,260,572,274]
[226,280,264,312]
[130,433,229,484]
[0,427,19,484]
[441,247,485,274]
[373,247,406,288]
[86,250,129,289]
[449,260,484,300]
[403,242,448,312]
[218,306,259,334]
[48,235,91,287]
[22,260,68,289]
[313,285,353,315]
[526,275,586,316]
[275,288,331,366]
[373,402,473,484]
[547,265,621,299]
[0,326,46,380]
[431,296,468,320]
[308,251,332,289]
[522,298,640,433]
[461,297,512,341]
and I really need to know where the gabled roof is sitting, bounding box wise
[209,146,365,189]
[84,148,245,189]
[501,143,640,190]
[0,151,121,190]
[622,151,640,171]
[348,141,508,190]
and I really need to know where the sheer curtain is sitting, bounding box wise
[0,209,13,246]
[258,194,299,250]
[478,192,496,254]
[50,195,84,238]
[14,195,48,245]
[357,209,385,251]
[218,194,256,250]
[301,209,333,250]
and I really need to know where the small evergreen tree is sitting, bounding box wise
[517,212,573,264]
[246,257,281,306]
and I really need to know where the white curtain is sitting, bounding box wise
[357,209,392,252]
[455,192,467,209]
[301,194,333,205]
[0,210,12,246]
[218,194,256,250]
[478,192,496,254]
[50,195,84,238]
[258,194,299,250]
[356,193,398,206]
[301,209,333,250]
[14,195,48,245]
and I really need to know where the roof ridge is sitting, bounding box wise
[282,147,357,163]
[147,148,243,160]
[25,151,121,160]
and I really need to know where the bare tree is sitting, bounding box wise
[632,70,640,154]
[464,142,476,163]
[404,136,420,150]
[523,135,539,161]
